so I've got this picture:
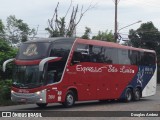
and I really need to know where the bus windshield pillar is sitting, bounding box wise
[39,57,60,71]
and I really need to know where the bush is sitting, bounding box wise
[0,39,18,80]
[0,79,12,100]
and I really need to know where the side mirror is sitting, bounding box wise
[3,58,15,72]
[39,57,61,71]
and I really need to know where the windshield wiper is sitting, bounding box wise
[25,83,43,87]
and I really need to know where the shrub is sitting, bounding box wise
[0,79,12,100]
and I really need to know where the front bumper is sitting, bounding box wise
[11,89,46,103]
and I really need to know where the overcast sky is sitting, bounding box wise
[1,0,160,38]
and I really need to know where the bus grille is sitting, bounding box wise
[12,92,36,98]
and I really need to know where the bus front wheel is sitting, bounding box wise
[124,88,132,102]
[62,90,75,108]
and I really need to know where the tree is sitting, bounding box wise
[0,39,11,52]
[0,19,5,34]
[45,1,95,37]
[128,21,160,83]
[81,27,91,39]
[6,15,36,44]
[92,30,115,42]
[128,22,160,49]
[0,39,17,80]
[0,19,5,41]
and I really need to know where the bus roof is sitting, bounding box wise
[76,38,156,54]
[24,37,75,43]
[23,37,155,54]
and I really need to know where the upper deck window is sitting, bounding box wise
[17,42,50,60]
[140,52,156,66]
[50,41,73,61]
[71,43,90,64]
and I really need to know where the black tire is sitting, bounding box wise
[99,100,107,103]
[133,88,141,101]
[124,88,132,102]
[36,103,48,108]
[62,90,75,108]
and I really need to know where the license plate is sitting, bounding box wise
[20,98,27,102]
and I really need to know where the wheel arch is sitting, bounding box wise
[126,85,134,93]
[120,85,134,100]
[67,87,78,101]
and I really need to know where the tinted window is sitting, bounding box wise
[140,52,156,66]
[50,42,72,61]
[89,45,105,63]
[104,47,118,64]
[71,43,90,64]
[128,50,140,65]
[46,61,64,84]
[118,49,131,65]
[17,43,50,60]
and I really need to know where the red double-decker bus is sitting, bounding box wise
[3,37,157,108]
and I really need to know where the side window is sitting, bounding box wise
[118,49,131,65]
[71,43,90,65]
[46,62,63,84]
[104,47,118,64]
[50,42,72,61]
[140,52,156,66]
[128,50,140,65]
[89,45,105,63]
[148,53,156,65]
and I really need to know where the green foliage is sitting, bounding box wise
[0,19,5,34]
[128,22,160,49]
[45,17,67,37]
[45,1,93,38]
[81,27,91,39]
[45,28,61,37]
[128,21,160,83]
[6,15,36,44]
[0,39,17,80]
[0,39,11,51]
[92,30,115,42]
[0,80,12,101]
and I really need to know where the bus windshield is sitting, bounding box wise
[17,42,50,60]
[13,40,74,88]
[13,65,43,88]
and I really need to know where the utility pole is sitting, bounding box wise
[114,0,118,42]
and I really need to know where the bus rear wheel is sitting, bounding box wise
[124,88,132,102]
[62,90,75,108]
[36,103,48,108]
[133,88,141,101]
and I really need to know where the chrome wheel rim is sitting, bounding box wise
[127,91,132,101]
[67,94,74,106]
[135,90,140,100]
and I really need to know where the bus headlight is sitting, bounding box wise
[11,90,15,94]
[36,91,41,95]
